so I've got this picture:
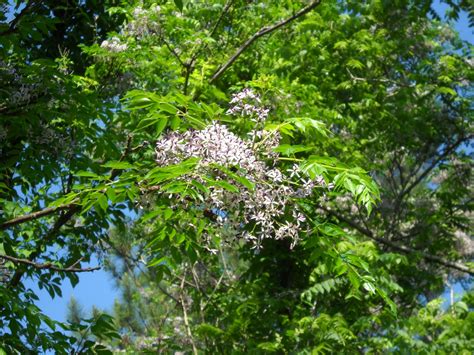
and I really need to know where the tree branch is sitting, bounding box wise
[163,38,186,67]
[208,0,234,39]
[0,254,100,273]
[400,134,469,200]
[1,135,133,231]
[8,205,81,287]
[7,136,134,287]
[179,272,198,355]
[0,204,76,230]
[181,0,234,96]
[209,0,322,83]
[323,207,474,276]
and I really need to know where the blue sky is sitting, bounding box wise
[23,1,473,325]
[25,258,118,322]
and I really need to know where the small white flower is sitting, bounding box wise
[101,37,127,52]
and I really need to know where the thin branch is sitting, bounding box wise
[157,283,180,305]
[202,272,225,311]
[209,0,322,83]
[346,68,392,83]
[400,135,469,200]
[110,134,133,180]
[183,61,194,96]
[182,0,234,96]
[9,205,81,287]
[163,38,185,67]
[179,272,198,355]
[219,244,232,280]
[1,135,134,231]
[208,0,234,39]
[0,254,100,273]
[0,204,76,230]
[188,0,234,63]
[8,136,134,287]
[323,207,474,276]
[191,263,205,295]
[385,135,470,239]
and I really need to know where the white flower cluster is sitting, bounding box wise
[1,61,46,106]
[154,90,325,249]
[9,84,35,105]
[125,5,161,38]
[454,230,474,257]
[100,37,128,53]
[226,88,269,123]
[28,123,74,158]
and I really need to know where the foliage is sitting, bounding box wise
[0,0,472,353]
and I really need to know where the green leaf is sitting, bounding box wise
[148,256,168,267]
[274,144,312,156]
[207,179,239,193]
[212,165,255,190]
[97,194,108,212]
[170,115,180,130]
[157,102,178,115]
[156,116,169,136]
[141,209,162,222]
[362,282,376,294]
[347,58,364,70]
[437,87,457,96]
[196,323,224,337]
[75,171,100,179]
[174,0,184,12]
[106,188,116,203]
[102,161,135,170]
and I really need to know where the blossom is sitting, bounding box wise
[100,37,128,53]
[124,5,161,38]
[226,88,269,123]
[153,89,326,249]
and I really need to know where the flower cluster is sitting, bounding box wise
[154,90,324,249]
[156,122,261,171]
[125,5,161,38]
[454,230,474,257]
[226,88,269,123]
[100,37,128,53]
[1,61,48,107]
[27,123,74,158]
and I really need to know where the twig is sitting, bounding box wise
[0,203,76,230]
[399,135,469,200]
[323,207,474,276]
[183,61,195,96]
[8,136,134,287]
[0,254,100,273]
[219,244,232,280]
[208,0,234,39]
[2,135,134,231]
[346,68,392,83]
[179,272,198,355]
[209,0,322,83]
[202,272,225,311]
[157,283,180,305]
[110,134,133,180]
[163,38,185,67]
[181,0,234,96]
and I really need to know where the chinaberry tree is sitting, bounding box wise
[0,0,472,353]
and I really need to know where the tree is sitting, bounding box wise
[0,0,472,353]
